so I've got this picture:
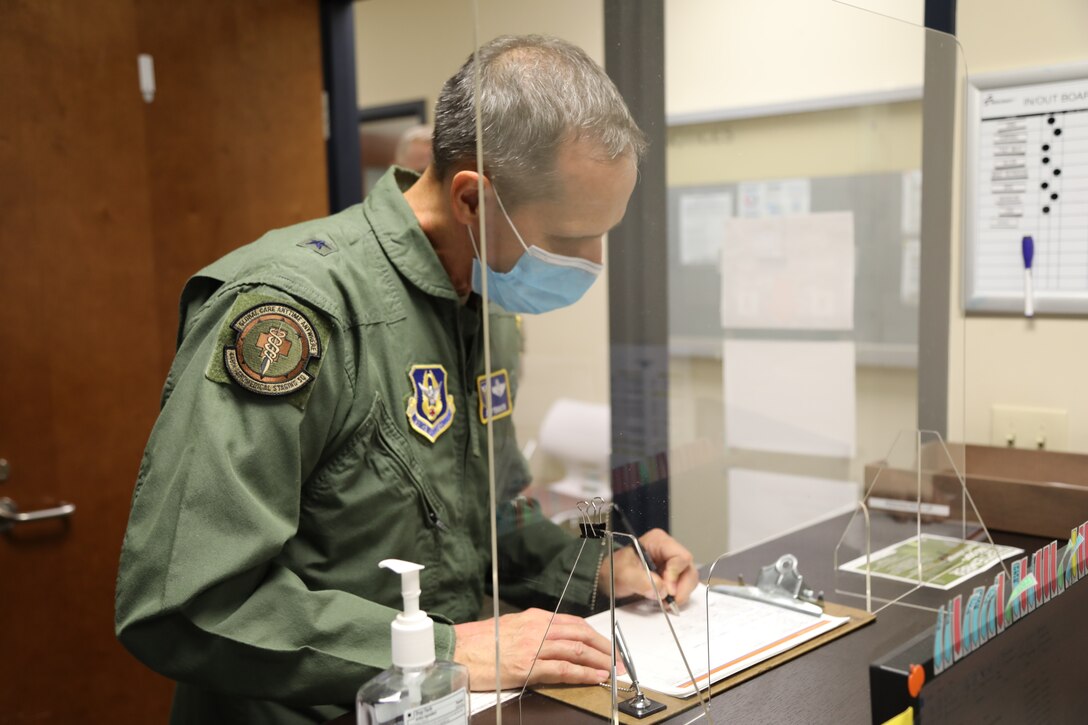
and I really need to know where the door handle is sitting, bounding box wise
[0,497,76,533]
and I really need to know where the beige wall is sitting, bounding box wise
[667,101,922,186]
[665,0,924,118]
[951,0,1088,452]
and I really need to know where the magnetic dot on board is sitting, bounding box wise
[1051,193,1059,201]
[1043,157,1050,164]
[1054,169,1062,176]
[1055,129,1062,136]
[1043,206,1051,214]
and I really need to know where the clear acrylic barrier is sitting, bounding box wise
[345,0,1081,721]
[832,430,1011,614]
[466,3,976,724]
[366,0,984,724]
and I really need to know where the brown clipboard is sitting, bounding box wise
[533,597,875,725]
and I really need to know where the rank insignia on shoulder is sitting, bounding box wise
[297,238,337,256]
[476,369,512,424]
[406,365,455,443]
[223,303,322,396]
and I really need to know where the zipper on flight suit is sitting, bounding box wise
[454,303,480,468]
[373,419,449,533]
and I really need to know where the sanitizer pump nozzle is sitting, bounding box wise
[379,559,435,669]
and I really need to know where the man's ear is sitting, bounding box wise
[449,170,491,226]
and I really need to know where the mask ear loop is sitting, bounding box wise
[490,185,531,254]
[466,224,481,258]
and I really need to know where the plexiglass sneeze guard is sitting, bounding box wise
[461,3,979,725]
[833,431,1011,614]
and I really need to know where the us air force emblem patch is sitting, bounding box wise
[406,365,455,443]
[224,304,321,396]
[476,369,512,424]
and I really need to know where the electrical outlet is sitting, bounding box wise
[990,405,1068,451]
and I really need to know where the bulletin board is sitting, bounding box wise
[667,172,920,367]
[964,63,1088,315]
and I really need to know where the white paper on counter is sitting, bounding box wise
[723,339,856,458]
[720,212,854,330]
[469,690,519,715]
[585,584,848,697]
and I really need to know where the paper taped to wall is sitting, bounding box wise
[720,212,855,330]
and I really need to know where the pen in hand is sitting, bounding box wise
[611,504,681,615]
[643,554,681,616]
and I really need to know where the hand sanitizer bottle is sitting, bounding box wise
[356,559,470,725]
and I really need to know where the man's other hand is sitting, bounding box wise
[453,609,624,690]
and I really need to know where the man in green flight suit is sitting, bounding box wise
[115,34,699,724]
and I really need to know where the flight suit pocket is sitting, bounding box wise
[306,394,440,525]
[298,394,475,614]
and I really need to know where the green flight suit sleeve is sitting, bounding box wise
[495,499,607,613]
[114,283,454,706]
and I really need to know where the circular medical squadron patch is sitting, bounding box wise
[223,304,321,396]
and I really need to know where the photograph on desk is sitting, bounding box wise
[837,533,1024,591]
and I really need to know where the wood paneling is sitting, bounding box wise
[0,1,328,720]
[0,0,172,720]
[135,0,328,374]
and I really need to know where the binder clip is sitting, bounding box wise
[576,497,609,539]
[711,553,825,616]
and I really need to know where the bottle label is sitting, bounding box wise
[403,688,468,725]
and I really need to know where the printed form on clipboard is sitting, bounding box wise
[585,583,849,698]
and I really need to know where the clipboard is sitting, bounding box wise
[534,567,875,725]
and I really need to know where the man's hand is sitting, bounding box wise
[453,609,624,690]
[598,528,699,606]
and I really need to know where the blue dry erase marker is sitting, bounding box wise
[1022,236,1031,317]
[1022,235,1035,318]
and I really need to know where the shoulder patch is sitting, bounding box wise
[297,238,337,256]
[225,304,320,395]
[207,293,329,404]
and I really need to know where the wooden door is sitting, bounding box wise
[0,1,174,720]
[0,1,327,720]
[133,0,329,369]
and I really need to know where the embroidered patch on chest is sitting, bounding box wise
[406,364,455,443]
[224,304,322,395]
[476,369,513,424]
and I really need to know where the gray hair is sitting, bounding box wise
[433,34,646,206]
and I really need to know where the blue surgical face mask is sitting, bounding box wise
[468,186,603,314]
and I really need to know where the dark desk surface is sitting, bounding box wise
[338,515,1088,724]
